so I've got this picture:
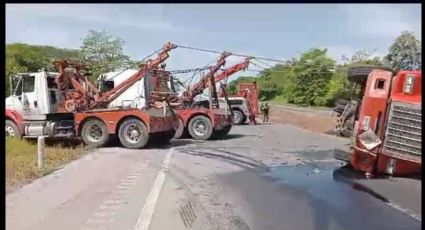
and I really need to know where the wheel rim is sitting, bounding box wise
[124,123,144,144]
[193,120,208,137]
[87,123,104,143]
[233,112,242,124]
[5,126,15,137]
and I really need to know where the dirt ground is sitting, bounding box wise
[265,105,337,134]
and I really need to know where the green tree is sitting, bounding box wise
[80,30,130,82]
[343,49,383,66]
[288,48,335,106]
[385,31,421,71]
[5,43,79,96]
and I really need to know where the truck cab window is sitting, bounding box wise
[47,77,58,89]
[99,80,114,92]
[375,79,386,90]
[23,76,35,93]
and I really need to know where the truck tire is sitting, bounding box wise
[188,115,213,140]
[334,99,349,106]
[6,120,21,138]
[213,125,232,139]
[150,130,176,145]
[333,104,347,114]
[173,118,185,139]
[118,118,149,149]
[347,66,391,84]
[81,119,109,148]
[232,109,245,125]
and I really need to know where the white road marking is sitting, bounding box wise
[120,181,137,186]
[102,199,126,205]
[133,149,174,230]
[386,202,422,221]
[81,227,107,230]
[93,211,117,218]
[116,185,132,190]
[98,204,121,211]
[126,175,140,179]
[86,218,114,224]
[80,157,151,230]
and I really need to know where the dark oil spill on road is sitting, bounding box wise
[264,162,377,211]
[261,161,421,230]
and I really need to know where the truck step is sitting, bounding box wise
[53,133,74,138]
[54,126,74,130]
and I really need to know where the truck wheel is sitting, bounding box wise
[151,130,176,144]
[232,110,244,125]
[213,125,232,139]
[333,104,347,114]
[334,99,349,106]
[81,119,109,148]
[173,118,185,139]
[347,66,392,84]
[118,118,149,149]
[188,116,213,140]
[6,120,21,138]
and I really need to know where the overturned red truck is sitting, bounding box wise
[342,68,421,177]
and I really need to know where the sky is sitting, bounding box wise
[5,4,421,82]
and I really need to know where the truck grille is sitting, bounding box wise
[383,102,421,157]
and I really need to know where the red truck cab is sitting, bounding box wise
[351,69,421,176]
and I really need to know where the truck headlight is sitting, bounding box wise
[386,159,396,175]
[404,75,415,94]
[362,116,371,131]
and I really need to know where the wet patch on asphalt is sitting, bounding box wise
[216,160,421,230]
[264,162,375,208]
[263,161,422,223]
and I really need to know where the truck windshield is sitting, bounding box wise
[228,99,244,105]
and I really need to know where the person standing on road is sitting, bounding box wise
[261,101,270,123]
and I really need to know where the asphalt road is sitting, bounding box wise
[6,123,421,230]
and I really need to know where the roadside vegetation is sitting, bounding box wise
[6,137,86,192]
[228,31,421,107]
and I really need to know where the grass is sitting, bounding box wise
[270,95,289,104]
[269,96,332,111]
[6,137,86,192]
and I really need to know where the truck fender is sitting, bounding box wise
[5,109,25,135]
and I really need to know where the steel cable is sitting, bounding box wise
[177,44,286,63]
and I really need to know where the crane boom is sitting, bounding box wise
[188,52,232,101]
[214,57,251,83]
[91,42,177,108]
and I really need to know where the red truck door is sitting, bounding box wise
[351,69,393,173]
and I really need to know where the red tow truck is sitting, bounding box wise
[5,43,178,149]
[173,52,234,140]
[214,58,259,125]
